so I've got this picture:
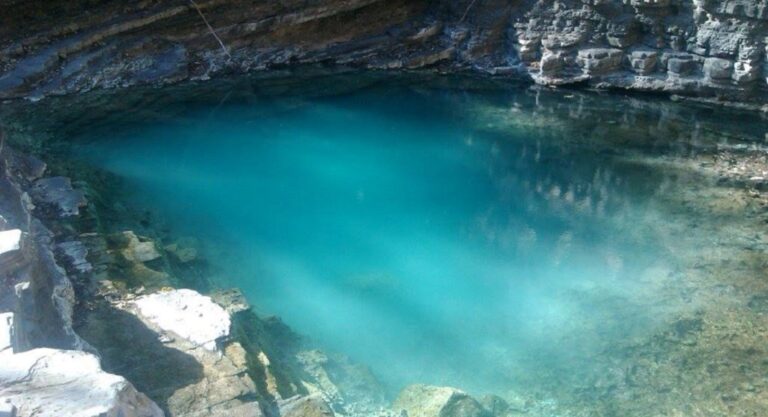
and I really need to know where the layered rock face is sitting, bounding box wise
[1,1,768,104]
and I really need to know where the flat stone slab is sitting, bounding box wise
[133,289,230,351]
[0,348,163,417]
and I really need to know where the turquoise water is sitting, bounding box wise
[56,77,751,397]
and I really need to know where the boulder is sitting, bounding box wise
[393,385,490,417]
[0,348,163,417]
[132,289,230,351]
[120,231,161,263]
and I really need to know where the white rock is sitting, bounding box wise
[0,401,16,417]
[0,313,12,354]
[133,289,230,351]
[0,230,21,256]
[0,348,163,417]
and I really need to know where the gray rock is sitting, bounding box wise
[29,177,86,217]
[56,240,93,274]
[704,57,734,81]
[630,50,658,75]
[577,48,623,75]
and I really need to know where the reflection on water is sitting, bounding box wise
[11,73,768,414]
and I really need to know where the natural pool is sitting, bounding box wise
[9,73,768,415]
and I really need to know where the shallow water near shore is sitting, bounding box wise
[15,74,768,412]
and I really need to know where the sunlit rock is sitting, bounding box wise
[132,289,230,351]
[0,348,163,417]
[0,229,21,256]
[0,313,12,354]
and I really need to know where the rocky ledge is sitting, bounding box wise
[1,1,768,107]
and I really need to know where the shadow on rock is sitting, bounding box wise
[75,301,204,413]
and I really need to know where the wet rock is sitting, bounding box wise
[29,176,86,217]
[132,289,230,351]
[297,349,388,415]
[393,384,490,417]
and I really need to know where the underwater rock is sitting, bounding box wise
[132,289,230,352]
[297,349,389,416]
[393,385,490,417]
[277,395,335,417]
[120,231,162,263]
[210,288,250,314]
[479,395,527,417]
[29,176,87,217]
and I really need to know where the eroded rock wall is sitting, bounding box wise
[1,1,768,104]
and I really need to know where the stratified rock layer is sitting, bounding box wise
[2,1,768,106]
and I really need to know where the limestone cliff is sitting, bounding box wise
[1,1,767,105]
